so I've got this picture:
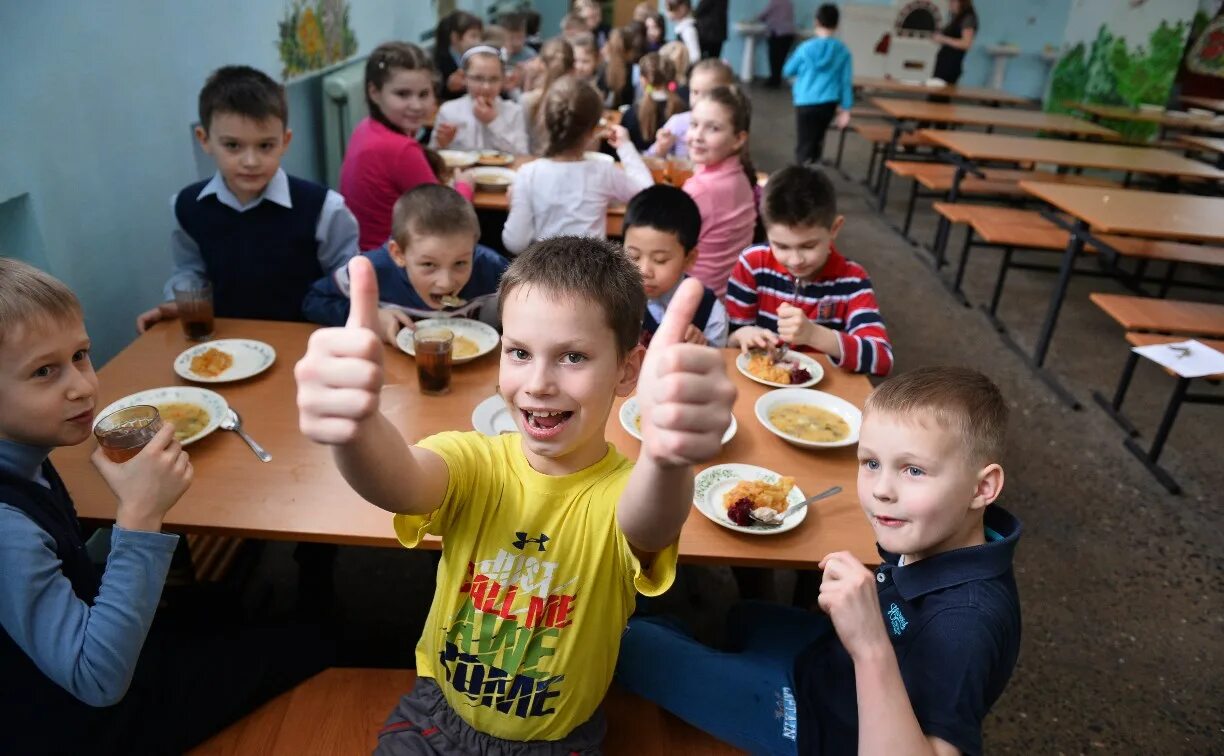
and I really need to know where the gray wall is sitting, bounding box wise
[0,1,436,364]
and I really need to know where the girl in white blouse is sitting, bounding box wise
[502,76,654,254]
[431,46,529,155]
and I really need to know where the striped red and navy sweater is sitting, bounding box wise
[725,244,894,376]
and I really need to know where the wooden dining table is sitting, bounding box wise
[54,320,880,568]
[1013,180,1224,397]
[1178,134,1224,168]
[870,98,1118,212]
[853,76,1035,107]
[1068,101,1224,136]
[1179,95,1224,114]
[915,130,1224,264]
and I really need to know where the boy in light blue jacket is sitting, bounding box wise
[783,3,853,165]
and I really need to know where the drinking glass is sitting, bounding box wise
[173,281,215,341]
[414,329,454,396]
[94,405,163,463]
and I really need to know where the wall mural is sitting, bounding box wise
[1045,2,1195,142]
[278,0,359,79]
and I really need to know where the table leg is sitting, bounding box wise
[1091,351,1141,436]
[1032,219,1085,367]
[931,164,966,268]
[875,122,903,211]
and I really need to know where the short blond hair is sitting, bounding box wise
[0,258,81,348]
[865,366,1008,466]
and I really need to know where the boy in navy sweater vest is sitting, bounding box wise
[617,367,1022,754]
[0,260,328,753]
[623,185,727,348]
[136,65,358,332]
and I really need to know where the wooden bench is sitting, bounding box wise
[840,122,930,184]
[885,161,1118,237]
[189,668,743,755]
[828,108,886,170]
[1088,297,1224,494]
[184,534,247,584]
[931,204,1224,310]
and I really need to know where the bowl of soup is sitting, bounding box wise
[471,168,515,193]
[754,388,862,449]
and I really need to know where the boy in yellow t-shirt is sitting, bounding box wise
[295,236,737,751]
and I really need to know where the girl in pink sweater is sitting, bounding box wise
[340,42,473,251]
[682,85,758,298]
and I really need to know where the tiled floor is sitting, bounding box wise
[246,83,1224,754]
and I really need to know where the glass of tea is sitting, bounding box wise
[173,281,215,341]
[94,405,163,463]
[414,328,454,396]
[665,157,693,187]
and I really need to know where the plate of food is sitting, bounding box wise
[471,167,515,192]
[735,349,823,388]
[471,394,518,436]
[755,388,862,449]
[94,386,228,446]
[693,463,806,535]
[438,149,478,168]
[619,395,736,445]
[395,318,500,364]
[476,150,515,167]
[173,339,276,383]
[583,151,615,163]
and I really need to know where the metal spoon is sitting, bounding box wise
[219,408,272,463]
[749,485,842,527]
[439,294,466,308]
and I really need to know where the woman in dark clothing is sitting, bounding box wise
[931,0,978,85]
[694,0,728,59]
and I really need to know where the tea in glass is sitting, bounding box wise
[414,329,454,396]
[173,281,215,341]
[94,405,163,463]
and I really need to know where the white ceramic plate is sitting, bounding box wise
[471,394,519,436]
[395,318,500,364]
[438,149,478,168]
[693,463,806,535]
[470,167,515,192]
[94,386,228,446]
[173,339,276,383]
[583,151,615,163]
[754,388,862,450]
[619,396,736,445]
[734,350,824,389]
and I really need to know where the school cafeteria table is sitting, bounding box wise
[853,76,1035,107]
[1180,95,1224,113]
[870,98,1118,210]
[1009,181,1224,403]
[54,320,880,568]
[916,130,1224,265]
[1068,102,1224,136]
[1178,134,1224,168]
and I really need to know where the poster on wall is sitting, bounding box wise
[1046,0,1198,139]
[1181,0,1224,87]
[278,0,359,79]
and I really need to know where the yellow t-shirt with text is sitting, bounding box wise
[395,431,679,742]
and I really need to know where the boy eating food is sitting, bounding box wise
[726,164,893,376]
[294,236,736,751]
[303,184,508,343]
[623,185,727,347]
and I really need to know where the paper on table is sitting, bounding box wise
[1132,339,1224,379]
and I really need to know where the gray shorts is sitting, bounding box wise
[374,676,606,755]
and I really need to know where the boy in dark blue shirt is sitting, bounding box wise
[616,366,1022,755]
[136,65,358,332]
[303,183,508,343]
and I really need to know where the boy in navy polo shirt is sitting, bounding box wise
[726,165,893,376]
[616,366,1022,755]
[623,185,728,348]
[302,184,508,343]
[136,65,358,332]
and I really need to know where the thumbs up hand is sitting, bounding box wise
[636,278,736,468]
[295,256,386,444]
